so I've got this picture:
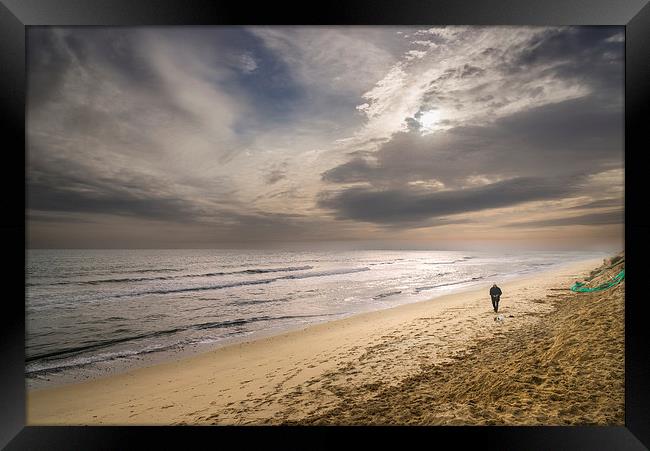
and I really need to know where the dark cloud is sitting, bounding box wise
[322,158,376,184]
[318,176,583,225]
[513,27,622,68]
[493,96,622,156]
[502,27,623,94]
[27,28,163,109]
[27,167,325,244]
[26,145,210,223]
[506,211,623,228]
[28,172,203,222]
[404,117,422,132]
[27,29,73,109]
[265,169,287,185]
[27,151,321,242]
[322,95,622,190]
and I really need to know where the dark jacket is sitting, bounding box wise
[490,286,502,297]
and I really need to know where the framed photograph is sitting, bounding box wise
[2,0,649,448]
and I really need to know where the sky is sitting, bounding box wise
[27,26,624,250]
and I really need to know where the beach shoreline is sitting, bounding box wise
[26,254,602,391]
[27,250,608,391]
[27,256,619,425]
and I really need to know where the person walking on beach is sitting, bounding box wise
[490,283,502,313]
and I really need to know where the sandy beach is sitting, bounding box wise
[27,256,624,425]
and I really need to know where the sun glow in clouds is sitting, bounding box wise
[418,109,441,132]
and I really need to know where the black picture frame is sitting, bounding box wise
[2,0,649,449]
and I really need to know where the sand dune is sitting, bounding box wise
[27,257,623,425]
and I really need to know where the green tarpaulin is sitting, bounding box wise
[570,269,625,292]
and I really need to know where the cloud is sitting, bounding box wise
[318,27,623,231]
[27,29,74,109]
[322,158,377,184]
[567,198,623,210]
[27,154,335,244]
[506,211,623,228]
[318,176,583,226]
[505,27,623,91]
[26,26,624,248]
[344,26,622,154]
[27,158,204,222]
[321,95,622,190]
[238,52,258,73]
[249,27,404,96]
[265,169,286,185]
[27,29,259,224]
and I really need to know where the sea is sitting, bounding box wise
[25,249,606,388]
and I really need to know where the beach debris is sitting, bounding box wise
[570,269,625,292]
[574,252,625,290]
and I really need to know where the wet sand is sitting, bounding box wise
[27,257,623,425]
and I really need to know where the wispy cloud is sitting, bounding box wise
[505,211,623,228]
